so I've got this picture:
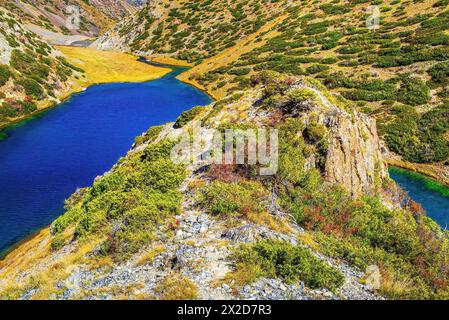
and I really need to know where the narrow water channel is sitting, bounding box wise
[389,167,449,228]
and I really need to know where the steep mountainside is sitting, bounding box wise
[1,73,448,300]
[0,0,141,41]
[0,7,85,128]
[93,0,449,178]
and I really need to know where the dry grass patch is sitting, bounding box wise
[136,245,165,266]
[154,273,198,300]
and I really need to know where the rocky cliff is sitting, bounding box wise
[319,105,387,198]
[277,81,388,198]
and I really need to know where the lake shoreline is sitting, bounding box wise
[0,227,49,261]
[0,52,175,137]
[1,47,172,134]
[389,166,449,198]
[386,157,449,188]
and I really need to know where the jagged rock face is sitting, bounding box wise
[321,110,387,198]
[282,83,388,198]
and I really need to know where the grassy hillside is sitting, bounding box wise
[94,0,449,167]
[0,7,85,128]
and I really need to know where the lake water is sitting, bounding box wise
[0,67,211,255]
[389,167,449,228]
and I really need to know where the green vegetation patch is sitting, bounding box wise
[174,106,204,128]
[379,104,449,163]
[232,240,345,290]
[201,180,267,217]
[52,138,186,260]
[0,65,11,86]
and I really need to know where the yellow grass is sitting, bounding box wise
[136,245,165,266]
[150,56,193,67]
[154,273,198,300]
[0,226,104,299]
[56,46,171,86]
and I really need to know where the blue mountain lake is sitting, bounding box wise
[0,67,211,255]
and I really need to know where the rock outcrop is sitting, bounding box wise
[323,110,387,198]
[268,81,388,199]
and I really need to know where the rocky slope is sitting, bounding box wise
[2,73,448,300]
[0,0,141,41]
[93,0,449,182]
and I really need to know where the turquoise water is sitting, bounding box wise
[389,167,449,228]
[0,67,211,254]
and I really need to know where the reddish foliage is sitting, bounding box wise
[268,109,283,126]
[207,163,243,183]
[24,95,34,102]
[352,201,365,208]
[107,233,117,254]
[283,76,297,86]
[167,220,181,230]
[409,200,425,218]
[432,277,448,291]
[303,206,324,230]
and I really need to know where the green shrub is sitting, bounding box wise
[201,180,267,216]
[303,123,327,144]
[429,61,449,87]
[396,75,430,106]
[50,235,65,251]
[232,240,345,290]
[16,79,44,99]
[380,104,449,162]
[174,106,203,128]
[0,65,11,86]
[52,139,186,260]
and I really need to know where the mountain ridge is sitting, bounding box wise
[1,0,449,301]
[1,73,447,300]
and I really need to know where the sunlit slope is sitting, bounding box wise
[56,46,170,85]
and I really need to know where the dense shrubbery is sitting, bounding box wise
[16,79,44,99]
[334,74,430,106]
[269,109,449,298]
[0,65,11,86]
[232,240,345,290]
[0,99,37,119]
[174,106,203,128]
[379,104,449,163]
[428,61,449,87]
[10,49,50,84]
[52,139,186,260]
[201,180,267,217]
